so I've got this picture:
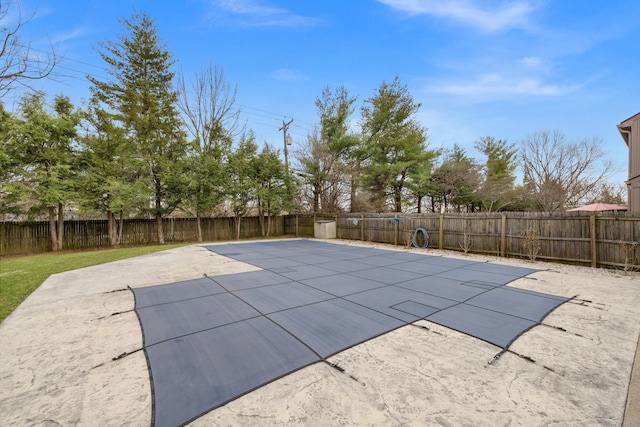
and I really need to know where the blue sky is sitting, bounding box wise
[8,0,640,185]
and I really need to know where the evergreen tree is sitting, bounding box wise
[253,143,287,236]
[315,85,359,212]
[79,98,147,245]
[6,93,80,250]
[406,152,438,213]
[431,145,480,212]
[88,11,187,243]
[474,136,518,211]
[359,76,430,212]
[227,133,258,240]
[0,103,18,217]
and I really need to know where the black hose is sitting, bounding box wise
[412,228,429,248]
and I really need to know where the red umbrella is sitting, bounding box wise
[567,203,628,212]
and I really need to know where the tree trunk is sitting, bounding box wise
[350,177,356,213]
[107,211,116,246]
[266,214,271,237]
[117,210,124,245]
[57,204,64,250]
[313,180,320,213]
[266,201,271,237]
[196,213,203,242]
[48,206,58,251]
[108,210,123,246]
[234,214,241,240]
[257,202,265,236]
[417,195,423,214]
[350,167,359,213]
[156,215,164,244]
[394,191,402,212]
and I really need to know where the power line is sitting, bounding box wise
[7,48,318,137]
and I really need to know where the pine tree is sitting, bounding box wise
[253,143,287,236]
[7,93,80,250]
[79,98,147,245]
[88,11,187,243]
[359,76,430,212]
[474,136,517,211]
[227,133,259,240]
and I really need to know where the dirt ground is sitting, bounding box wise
[0,238,638,426]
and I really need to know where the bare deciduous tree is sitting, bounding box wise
[177,62,242,155]
[176,62,243,241]
[521,130,615,211]
[0,0,60,97]
[295,127,352,212]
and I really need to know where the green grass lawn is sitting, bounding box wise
[0,244,188,323]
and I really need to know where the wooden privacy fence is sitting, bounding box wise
[285,212,640,269]
[0,216,284,256]
[2,212,639,269]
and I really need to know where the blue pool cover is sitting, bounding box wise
[132,239,568,427]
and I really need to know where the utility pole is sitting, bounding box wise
[280,118,294,206]
[279,118,293,175]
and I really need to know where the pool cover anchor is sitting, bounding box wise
[541,322,590,339]
[90,348,143,370]
[324,360,365,386]
[112,348,142,361]
[410,323,444,336]
[488,348,535,366]
[488,348,563,375]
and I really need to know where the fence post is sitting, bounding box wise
[335,215,339,239]
[501,213,507,257]
[394,216,399,246]
[360,214,364,241]
[439,214,444,250]
[590,214,597,267]
[295,214,299,237]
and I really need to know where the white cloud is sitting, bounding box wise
[52,27,91,44]
[207,0,322,27]
[430,72,586,98]
[519,56,553,75]
[377,0,537,32]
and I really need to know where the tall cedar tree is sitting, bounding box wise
[6,93,79,250]
[227,133,259,240]
[88,11,187,243]
[359,76,429,212]
[79,98,147,245]
[253,143,287,236]
[405,155,437,213]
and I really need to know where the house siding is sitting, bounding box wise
[619,112,640,212]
